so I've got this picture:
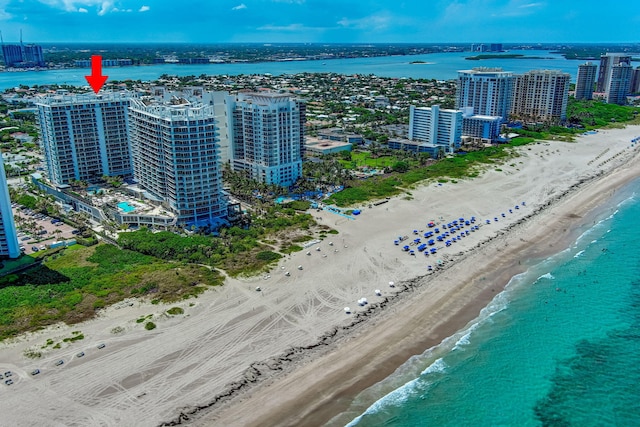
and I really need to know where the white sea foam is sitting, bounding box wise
[574,250,585,258]
[421,357,448,375]
[537,272,555,281]
[346,358,449,426]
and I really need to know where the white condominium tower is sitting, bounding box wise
[597,53,632,93]
[575,62,598,101]
[35,92,132,186]
[128,97,226,226]
[408,105,462,154]
[0,155,19,258]
[456,68,514,120]
[605,63,633,105]
[511,70,570,123]
[228,93,304,187]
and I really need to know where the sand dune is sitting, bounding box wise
[1,126,639,427]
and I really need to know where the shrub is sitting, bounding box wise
[145,321,156,330]
[166,307,184,315]
[256,251,281,262]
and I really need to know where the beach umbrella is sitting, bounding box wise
[298,265,303,270]
[375,289,382,296]
[389,281,395,287]
[344,307,351,313]
[329,242,334,246]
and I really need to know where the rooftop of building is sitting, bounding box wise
[458,67,512,75]
[305,136,352,148]
[34,90,133,106]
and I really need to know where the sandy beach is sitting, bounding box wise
[1,126,639,427]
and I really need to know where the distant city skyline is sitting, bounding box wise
[0,0,638,44]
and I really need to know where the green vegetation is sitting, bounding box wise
[166,307,184,315]
[326,140,529,207]
[145,321,156,330]
[117,208,313,276]
[0,244,223,341]
[283,200,311,211]
[567,99,640,128]
[339,151,398,170]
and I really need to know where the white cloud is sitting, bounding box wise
[232,3,247,10]
[78,7,88,12]
[139,5,150,12]
[338,13,391,31]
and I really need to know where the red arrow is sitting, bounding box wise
[85,55,109,94]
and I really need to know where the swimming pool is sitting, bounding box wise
[117,201,136,213]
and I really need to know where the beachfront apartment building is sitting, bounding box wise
[596,53,631,93]
[460,107,503,144]
[455,68,514,120]
[128,97,227,226]
[0,155,19,258]
[511,70,570,123]
[228,92,305,187]
[575,62,598,100]
[605,63,633,105]
[35,92,133,187]
[408,105,462,154]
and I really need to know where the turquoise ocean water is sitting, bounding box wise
[339,178,640,427]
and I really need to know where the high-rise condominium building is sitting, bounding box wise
[456,68,514,120]
[575,62,598,100]
[0,155,19,258]
[408,105,462,154]
[511,70,570,123]
[150,86,232,164]
[597,53,631,93]
[630,67,640,94]
[228,93,305,187]
[1,36,45,68]
[128,97,227,226]
[35,92,132,186]
[605,63,633,105]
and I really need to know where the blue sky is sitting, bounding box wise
[0,0,638,44]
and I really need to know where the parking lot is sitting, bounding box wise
[12,205,79,255]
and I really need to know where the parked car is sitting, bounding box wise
[31,369,40,376]
[55,359,64,366]
[76,351,85,358]
[97,343,106,349]
[32,246,39,252]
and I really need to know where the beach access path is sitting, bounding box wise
[0,126,639,427]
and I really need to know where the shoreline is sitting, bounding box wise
[1,126,639,427]
[194,136,640,426]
